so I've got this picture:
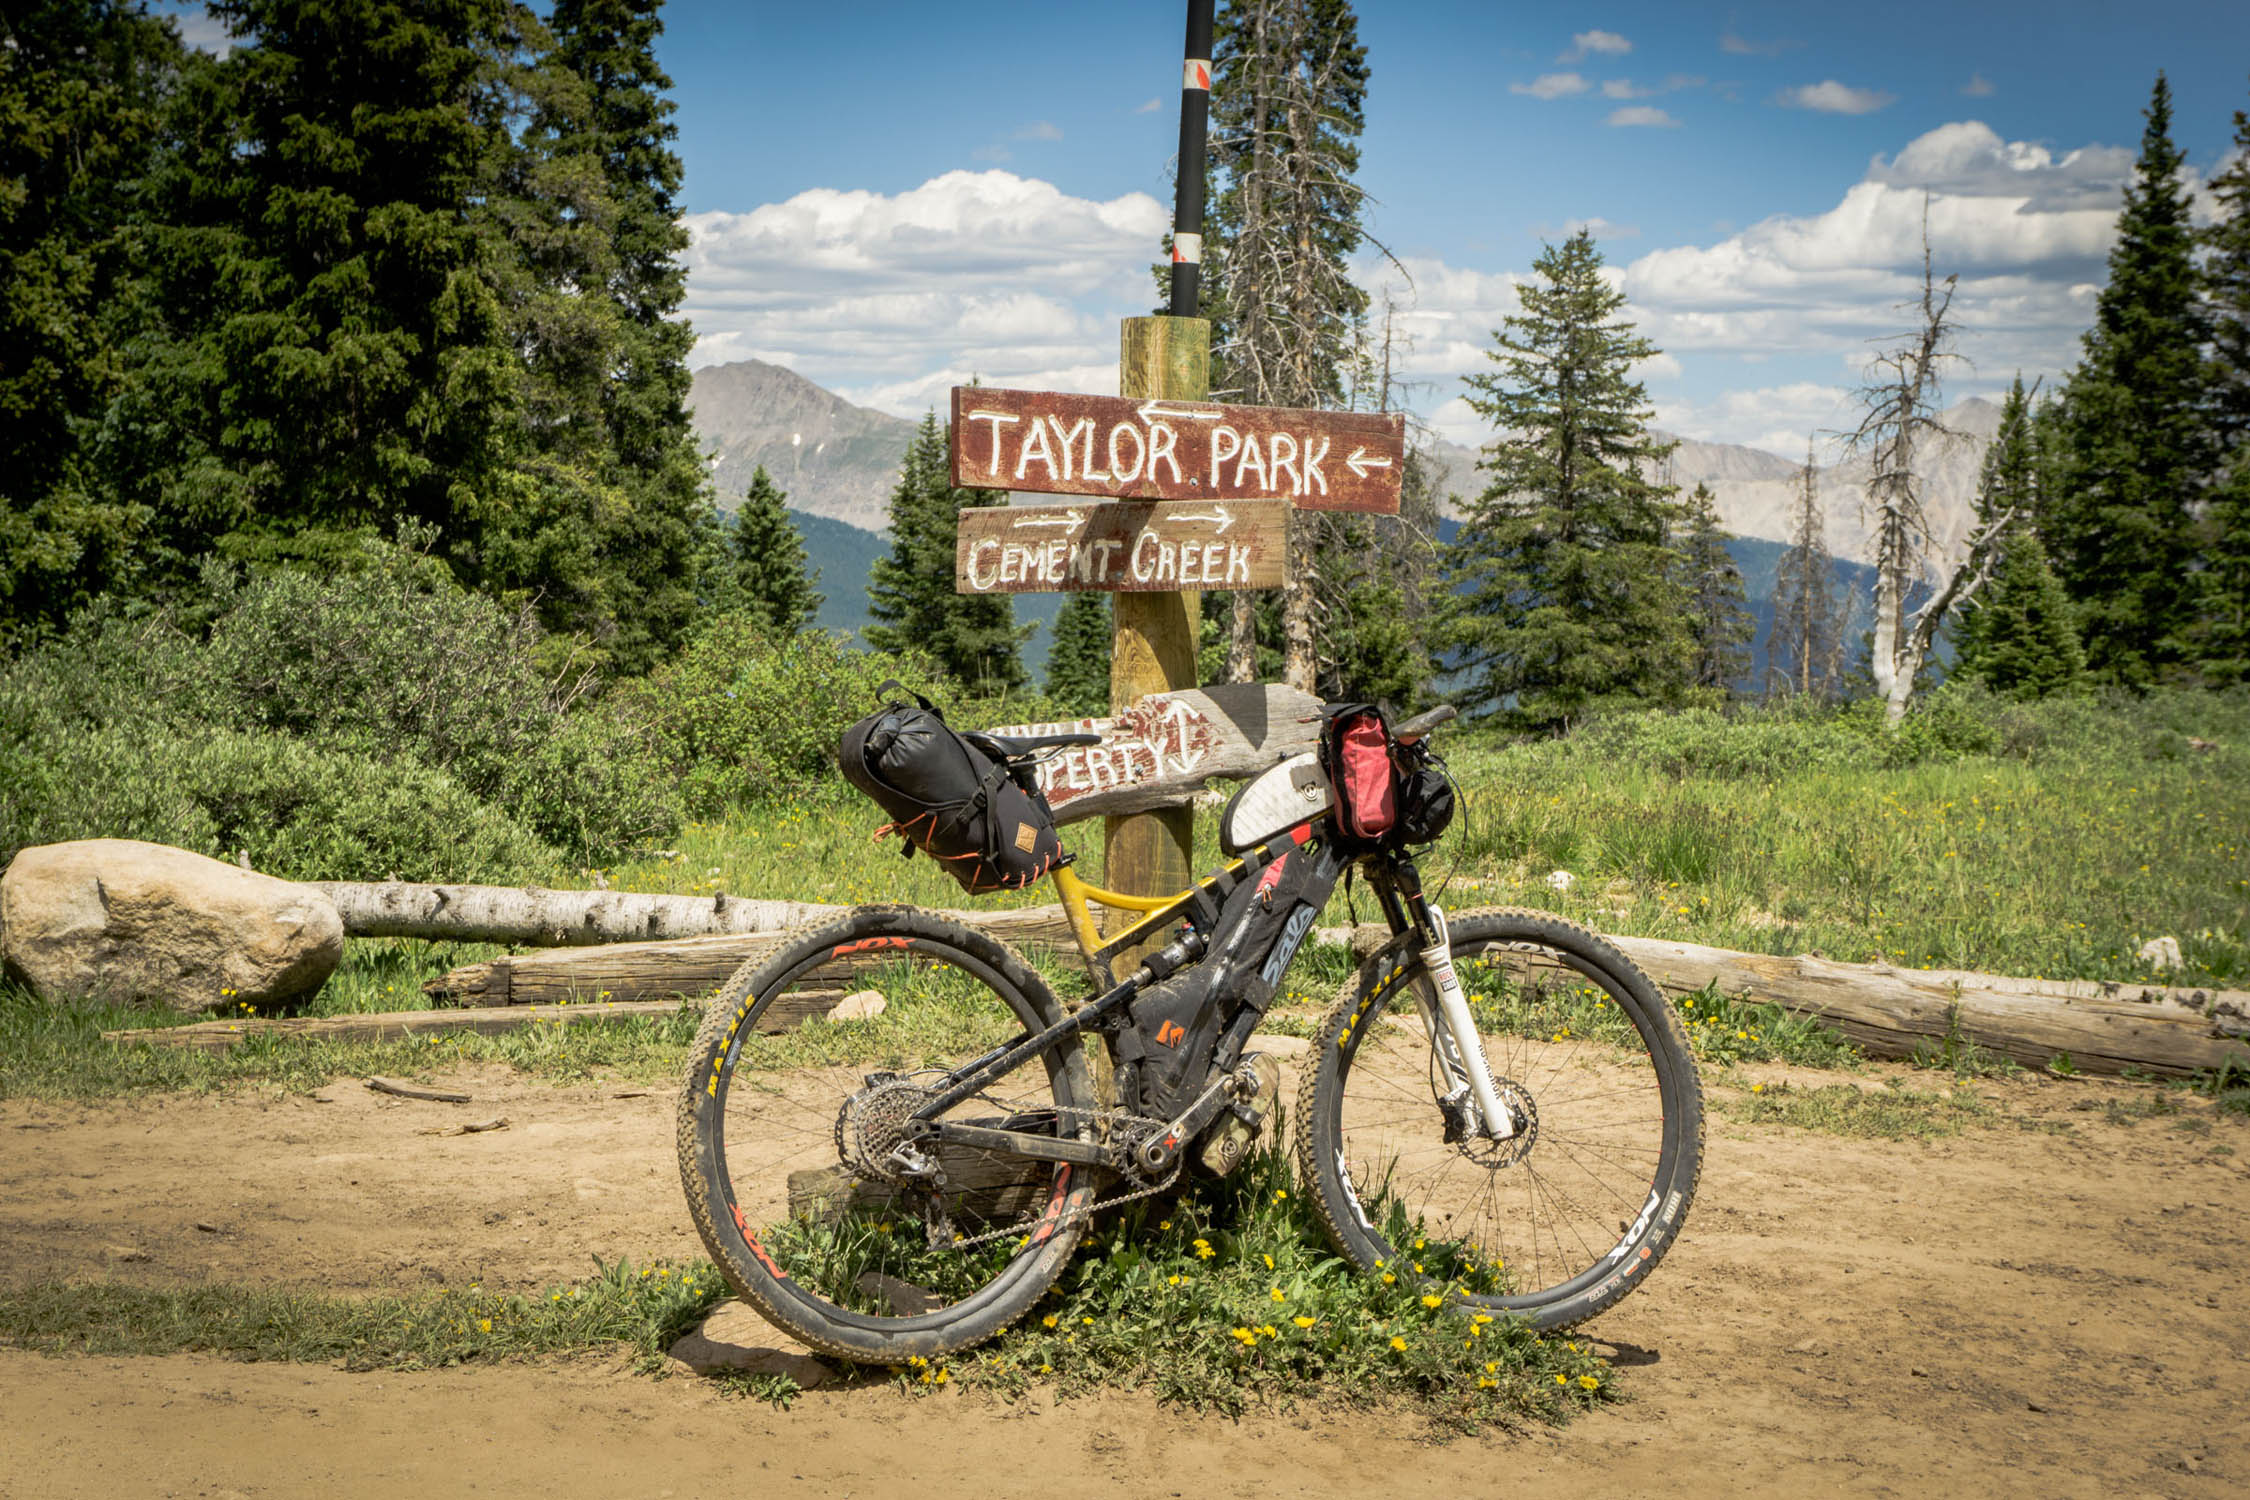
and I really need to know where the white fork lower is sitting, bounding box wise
[1415,905,1518,1141]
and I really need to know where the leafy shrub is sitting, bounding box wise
[0,541,676,869]
[0,723,557,883]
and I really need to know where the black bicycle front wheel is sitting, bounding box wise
[677,906,1103,1363]
[1296,907,1702,1331]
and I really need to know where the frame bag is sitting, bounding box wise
[838,683,1066,895]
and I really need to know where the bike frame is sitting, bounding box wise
[901,813,1518,1167]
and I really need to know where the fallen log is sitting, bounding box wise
[1344,920,2250,1079]
[101,990,842,1052]
[421,907,1079,1005]
[312,882,844,947]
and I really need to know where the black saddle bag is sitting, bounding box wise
[837,682,1066,895]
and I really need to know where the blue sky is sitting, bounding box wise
[170,1,2250,456]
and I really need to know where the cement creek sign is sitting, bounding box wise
[948,386,1405,514]
[954,499,1287,596]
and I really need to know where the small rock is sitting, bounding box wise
[106,1244,150,1263]
[857,1271,943,1316]
[2136,936,2183,971]
[667,1301,832,1386]
[1543,869,1577,892]
[194,1221,220,1233]
[1787,1338,1823,1355]
[2026,1399,2048,1413]
[1910,1366,1928,1378]
[829,989,888,1023]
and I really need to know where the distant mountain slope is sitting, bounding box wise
[1423,396,2001,579]
[691,360,914,532]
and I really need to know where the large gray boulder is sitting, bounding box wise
[0,839,343,1012]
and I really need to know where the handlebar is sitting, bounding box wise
[1393,704,1458,742]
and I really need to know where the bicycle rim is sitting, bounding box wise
[1305,912,1699,1326]
[684,912,1099,1356]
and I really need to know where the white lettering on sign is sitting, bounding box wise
[997,698,1214,808]
[969,408,1353,502]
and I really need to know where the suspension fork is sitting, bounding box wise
[1371,856,1519,1143]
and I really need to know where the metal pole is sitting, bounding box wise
[1168,0,1215,319]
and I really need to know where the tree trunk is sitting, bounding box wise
[1228,592,1258,682]
[1281,511,1317,692]
[1344,922,2249,1079]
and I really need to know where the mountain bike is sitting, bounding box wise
[676,704,1703,1363]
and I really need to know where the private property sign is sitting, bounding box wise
[949,386,1405,514]
[954,499,1287,595]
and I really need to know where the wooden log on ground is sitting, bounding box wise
[312,882,843,947]
[1341,919,2250,1079]
[786,1153,1053,1229]
[421,907,1080,1005]
[102,990,842,1052]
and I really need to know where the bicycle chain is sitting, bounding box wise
[934,1102,1182,1251]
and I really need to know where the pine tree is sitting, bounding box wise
[115,0,526,568]
[2196,90,2250,684]
[729,466,821,634]
[1439,230,1692,728]
[1045,592,1113,717]
[1677,483,1753,694]
[0,1,181,642]
[866,414,1028,694]
[2205,88,2250,456]
[487,0,719,674]
[1201,0,1377,687]
[1767,439,1845,699]
[1953,378,2085,696]
[2049,73,2210,684]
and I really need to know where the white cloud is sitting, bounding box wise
[1134,98,1162,114]
[1962,73,1996,98]
[1563,216,1639,239]
[1603,78,1653,99]
[1653,383,1855,453]
[1777,80,1897,115]
[1014,121,1064,141]
[1352,121,2150,448]
[1561,29,1632,62]
[154,2,232,53]
[1609,106,1680,129]
[1512,72,1590,101]
[681,171,1168,415]
[1721,32,1803,57]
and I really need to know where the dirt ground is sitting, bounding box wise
[2,1060,2244,1500]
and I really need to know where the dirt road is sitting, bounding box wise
[2,1063,2242,1499]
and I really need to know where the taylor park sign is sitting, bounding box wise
[949,387,1406,514]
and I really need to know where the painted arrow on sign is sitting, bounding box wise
[956,499,1288,595]
[950,386,1405,514]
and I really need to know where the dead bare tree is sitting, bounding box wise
[1848,215,2011,725]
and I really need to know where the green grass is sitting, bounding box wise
[1714,1079,1995,1139]
[0,1256,726,1372]
[923,1138,1612,1426]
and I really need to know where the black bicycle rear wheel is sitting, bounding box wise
[1296,907,1702,1331]
[677,906,1103,1363]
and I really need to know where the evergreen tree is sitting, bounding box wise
[110,0,526,573]
[1439,230,1692,728]
[2196,90,2250,684]
[2049,74,2209,684]
[1767,439,1845,699]
[1677,483,1753,694]
[1045,592,1113,717]
[483,0,719,674]
[2206,86,2250,456]
[0,2,183,641]
[1953,379,2085,696]
[1199,0,1379,687]
[866,414,1028,693]
[729,467,821,634]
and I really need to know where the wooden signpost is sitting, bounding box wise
[954,499,1288,595]
[948,387,1405,514]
